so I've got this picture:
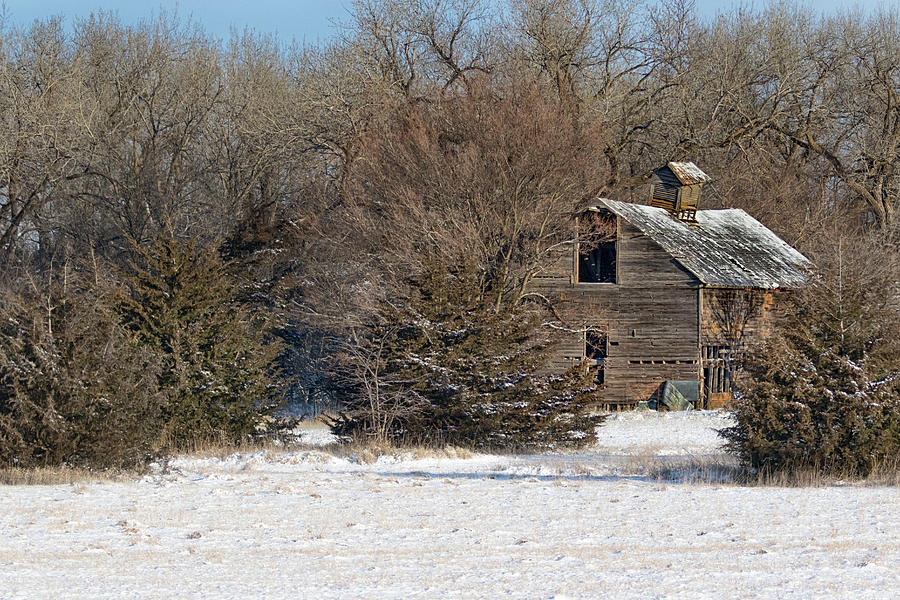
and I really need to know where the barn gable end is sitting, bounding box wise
[536,191,810,409]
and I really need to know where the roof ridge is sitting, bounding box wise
[596,199,810,289]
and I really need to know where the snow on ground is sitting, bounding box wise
[593,409,732,456]
[286,420,339,447]
[1,411,898,599]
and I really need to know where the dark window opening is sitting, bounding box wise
[578,243,616,283]
[585,331,606,362]
[585,330,607,385]
[577,211,616,283]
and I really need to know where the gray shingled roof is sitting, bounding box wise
[597,199,811,289]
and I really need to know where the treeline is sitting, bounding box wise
[1,1,898,470]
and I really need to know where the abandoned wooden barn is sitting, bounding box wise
[532,162,811,409]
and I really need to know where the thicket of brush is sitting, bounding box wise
[0,236,281,468]
[2,1,899,468]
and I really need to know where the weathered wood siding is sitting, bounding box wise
[604,220,701,404]
[538,216,703,405]
[699,288,783,408]
[528,237,585,375]
[679,184,701,210]
[700,288,778,346]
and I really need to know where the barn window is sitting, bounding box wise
[585,330,607,385]
[577,211,616,283]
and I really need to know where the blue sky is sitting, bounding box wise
[3,1,899,44]
[2,1,354,44]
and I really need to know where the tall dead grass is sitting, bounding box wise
[641,455,743,485]
[327,438,476,464]
[740,456,900,488]
[640,453,900,487]
[0,466,122,486]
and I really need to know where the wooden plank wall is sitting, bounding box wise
[605,221,702,404]
[700,289,778,347]
[536,217,703,406]
[698,288,781,408]
[679,185,701,210]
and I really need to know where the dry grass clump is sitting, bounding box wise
[741,457,900,488]
[646,456,900,488]
[864,458,900,487]
[641,454,900,487]
[411,445,476,460]
[741,466,833,488]
[0,466,122,486]
[644,456,743,485]
[327,438,476,464]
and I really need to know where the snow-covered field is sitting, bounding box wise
[2,411,898,599]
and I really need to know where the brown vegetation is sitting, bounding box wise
[1,1,899,466]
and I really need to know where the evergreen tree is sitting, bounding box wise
[724,330,900,476]
[0,272,164,468]
[329,263,605,449]
[723,236,900,477]
[119,236,282,446]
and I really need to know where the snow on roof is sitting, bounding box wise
[665,161,711,185]
[597,198,811,289]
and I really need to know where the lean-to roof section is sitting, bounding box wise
[598,199,812,289]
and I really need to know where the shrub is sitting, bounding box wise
[119,235,283,447]
[320,85,609,450]
[722,232,900,477]
[327,265,605,450]
[0,273,165,469]
[723,334,900,476]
